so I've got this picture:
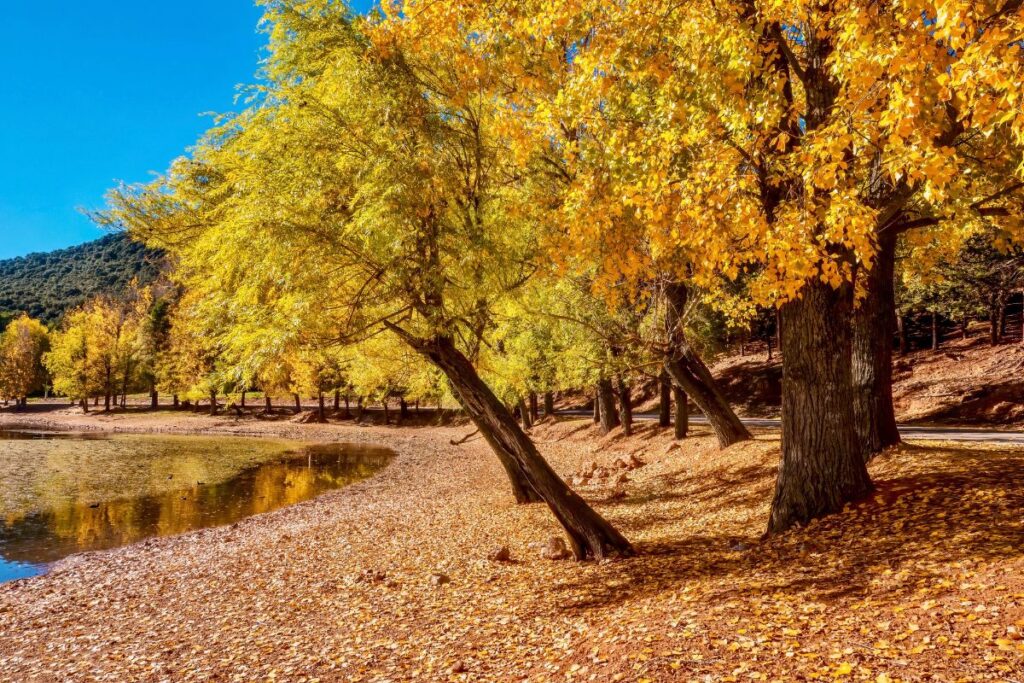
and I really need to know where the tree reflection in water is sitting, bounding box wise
[0,432,393,581]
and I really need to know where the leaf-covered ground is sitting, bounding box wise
[0,411,1022,682]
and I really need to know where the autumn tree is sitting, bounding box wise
[105,1,631,559]
[0,315,50,407]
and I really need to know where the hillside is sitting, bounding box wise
[0,233,162,327]
[711,321,1024,426]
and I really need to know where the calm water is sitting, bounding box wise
[0,431,393,582]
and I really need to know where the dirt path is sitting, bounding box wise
[0,409,1022,681]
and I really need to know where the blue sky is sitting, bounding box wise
[0,1,372,260]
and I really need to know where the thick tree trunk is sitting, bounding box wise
[400,397,410,420]
[851,232,901,461]
[663,283,751,448]
[768,281,874,535]
[597,378,620,434]
[673,386,688,440]
[81,398,89,414]
[265,396,273,415]
[150,388,159,409]
[616,377,633,437]
[543,391,555,418]
[658,370,672,428]
[209,390,218,416]
[334,390,341,411]
[318,391,326,422]
[293,394,301,414]
[173,394,179,409]
[401,333,631,559]
[529,392,539,423]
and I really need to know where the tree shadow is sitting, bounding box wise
[557,443,1024,613]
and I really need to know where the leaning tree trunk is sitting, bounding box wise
[597,378,620,434]
[851,231,901,461]
[673,385,688,440]
[616,377,633,437]
[399,332,632,559]
[658,371,672,428]
[663,282,751,447]
[768,281,874,535]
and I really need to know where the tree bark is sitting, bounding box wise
[334,390,341,411]
[616,377,633,437]
[240,390,246,409]
[851,231,901,461]
[673,386,688,440]
[293,394,302,414]
[592,388,600,424]
[209,390,218,416]
[264,396,273,414]
[658,370,672,428]
[768,281,873,535]
[597,378,620,434]
[172,394,179,409]
[663,282,751,448]
[150,389,159,409]
[931,311,940,351]
[529,392,539,423]
[990,300,1000,345]
[318,391,326,422]
[399,333,631,559]
[543,391,555,418]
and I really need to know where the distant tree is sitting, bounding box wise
[0,315,50,407]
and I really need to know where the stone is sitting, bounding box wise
[487,546,511,563]
[450,661,467,674]
[540,537,572,561]
[614,472,630,485]
[627,454,646,470]
[430,573,452,587]
[613,457,629,470]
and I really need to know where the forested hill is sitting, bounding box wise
[0,233,162,327]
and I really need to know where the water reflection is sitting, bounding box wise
[0,432,393,582]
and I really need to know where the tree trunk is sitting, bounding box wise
[663,282,751,448]
[400,333,631,559]
[209,390,218,416]
[897,315,908,355]
[673,386,688,440]
[999,294,1009,338]
[597,378,620,434]
[543,391,555,418]
[961,315,969,339]
[768,281,873,535]
[931,311,940,351]
[81,398,89,414]
[616,377,633,437]
[382,399,390,425]
[518,398,533,429]
[150,388,159,409]
[356,397,364,422]
[344,395,351,419]
[851,231,900,461]
[173,394,179,409]
[592,388,600,424]
[240,390,246,409]
[400,397,410,419]
[293,394,301,414]
[529,392,539,423]
[658,370,672,428]
[990,300,1000,345]
[318,391,326,422]
[265,396,273,414]
[334,390,341,411]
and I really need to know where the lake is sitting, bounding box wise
[0,430,394,582]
